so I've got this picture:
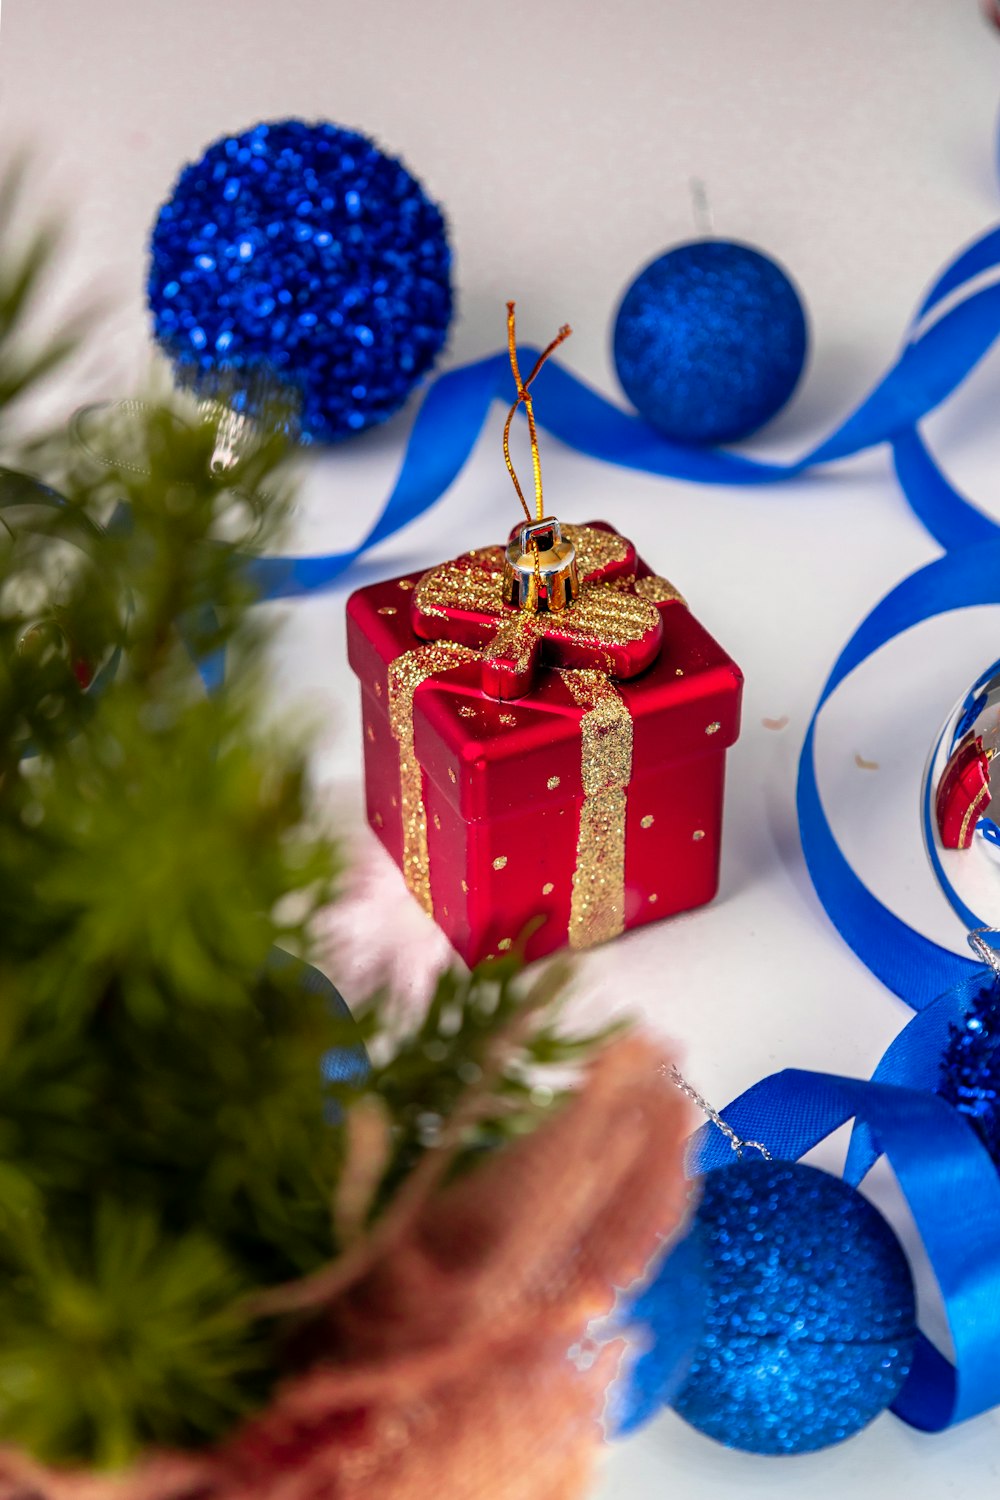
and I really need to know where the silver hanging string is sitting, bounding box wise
[967,927,1000,978]
[668,933,1000,1166]
[71,398,260,481]
[71,400,156,477]
[667,1063,771,1161]
[689,177,715,238]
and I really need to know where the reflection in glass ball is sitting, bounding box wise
[924,658,1000,930]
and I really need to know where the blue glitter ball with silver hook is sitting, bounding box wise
[670,1158,917,1454]
[148,120,453,443]
[613,240,808,445]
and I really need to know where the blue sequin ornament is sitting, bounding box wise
[671,1159,917,1454]
[613,240,808,445]
[148,120,453,443]
[939,981,1000,1163]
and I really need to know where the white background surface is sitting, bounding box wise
[3,1,1000,1494]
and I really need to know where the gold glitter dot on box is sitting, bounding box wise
[458,705,476,719]
[378,606,398,616]
[365,725,375,742]
[397,578,415,591]
[373,812,383,828]
[374,681,383,697]
[433,813,441,830]
[498,938,512,951]
[493,855,508,871]
[693,829,705,841]
[499,713,516,726]
[461,879,469,893]
[648,893,658,904]
[447,767,457,783]
[640,814,654,829]
[547,775,561,790]
[705,721,721,735]
[542,882,554,895]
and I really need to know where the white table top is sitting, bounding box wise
[4,0,1000,1492]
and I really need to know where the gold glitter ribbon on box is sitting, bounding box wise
[387,645,636,946]
[563,670,634,949]
[388,641,481,914]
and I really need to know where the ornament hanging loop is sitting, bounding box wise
[502,302,572,524]
[501,303,578,614]
[967,927,1000,977]
[689,176,714,237]
[502,515,580,614]
[667,1064,772,1161]
[734,1138,773,1162]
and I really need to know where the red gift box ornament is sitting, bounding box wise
[935,733,993,850]
[347,305,743,965]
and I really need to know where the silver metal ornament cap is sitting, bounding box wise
[501,516,580,614]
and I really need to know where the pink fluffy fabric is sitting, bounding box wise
[0,1036,690,1500]
[316,833,457,1018]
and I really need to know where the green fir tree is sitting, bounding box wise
[0,176,602,1470]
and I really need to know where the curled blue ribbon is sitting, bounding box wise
[783,539,1000,1429]
[792,543,1000,1009]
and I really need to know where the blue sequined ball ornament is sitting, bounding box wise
[148,120,453,443]
[613,240,808,445]
[939,980,1000,1163]
[671,1158,917,1454]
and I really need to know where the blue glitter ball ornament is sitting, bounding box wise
[148,120,453,443]
[613,240,808,445]
[671,1158,917,1454]
[939,980,1000,1163]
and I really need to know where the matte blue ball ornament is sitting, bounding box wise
[613,240,808,444]
[148,119,453,443]
[671,1158,917,1454]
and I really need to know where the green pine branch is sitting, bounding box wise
[0,181,615,1470]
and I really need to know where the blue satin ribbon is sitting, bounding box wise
[891,218,1000,548]
[792,542,1000,1009]
[251,220,1000,600]
[760,538,1000,1430]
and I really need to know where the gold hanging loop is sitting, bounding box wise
[502,303,571,523]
